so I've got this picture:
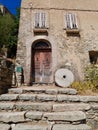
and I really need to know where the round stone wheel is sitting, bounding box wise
[55,68,74,88]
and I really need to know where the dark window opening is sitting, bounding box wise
[89,51,98,64]
[33,41,51,49]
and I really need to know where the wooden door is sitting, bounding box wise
[32,49,51,83]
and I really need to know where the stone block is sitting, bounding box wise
[8,88,23,94]
[0,124,11,130]
[0,94,19,101]
[91,104,98,110]
[44,111,86,121]
[15,102,52,111]
[0,102,15,110]
[23,87,45,94]
[0,111,25,123]
[45,89,58,95]
[12,123,50,130]
[37,94,57,101]
[52,124,91,130]
[19,94,36,101]
[53,103,91,112]
[58,88,77,95]
[79,96,98,103]
[26,111,43,120]
[57,95,79,102]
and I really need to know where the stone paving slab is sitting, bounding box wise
[0,102,15,110]
[53,103,91,112]
[0,94,19,101]
[12,123,50,130]
[44,111,86,121]
[0,124,10,130]
[15,102,53,111]
[0,111,25,123]
[52,124,91,130]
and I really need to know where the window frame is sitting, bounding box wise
[64,12,79,33]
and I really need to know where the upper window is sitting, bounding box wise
[65,13,79,32]
[34,12,47,28]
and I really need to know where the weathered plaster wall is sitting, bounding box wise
[21,0,98,11]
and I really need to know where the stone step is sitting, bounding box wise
[0,102,92,111]
[44,111,86,122]
[12,123,50,130]
[0,111,86,123]
[11,123,91,130]
[0,123,91,130]
[52,124,91,130]
[0,124,10,130]
[8,87,77,95]
[1,93,98,103]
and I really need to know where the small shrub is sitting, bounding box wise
[71,81,97,95]
[71,64,98,95]
[85,64,98,87]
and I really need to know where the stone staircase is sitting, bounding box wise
[0,84,98,130]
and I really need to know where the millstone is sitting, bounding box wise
[55,68,74,87]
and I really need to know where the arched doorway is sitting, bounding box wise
[32,40,52,83]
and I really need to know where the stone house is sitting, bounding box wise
[0,4,11,15]
[16,0,98,85]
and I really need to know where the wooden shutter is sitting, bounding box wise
[34,11,48,28]
[42,13,46,28]
[65,13,78,29]
[34,12,40,28]
[65,13,71,29]
[71,13,78,29]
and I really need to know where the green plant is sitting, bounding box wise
[71,65,98,95]
[85,64,98,87]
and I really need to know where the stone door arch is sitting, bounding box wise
[31,40,52,83]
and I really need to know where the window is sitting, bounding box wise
[65,13,79,32]
[34,12,47,28]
